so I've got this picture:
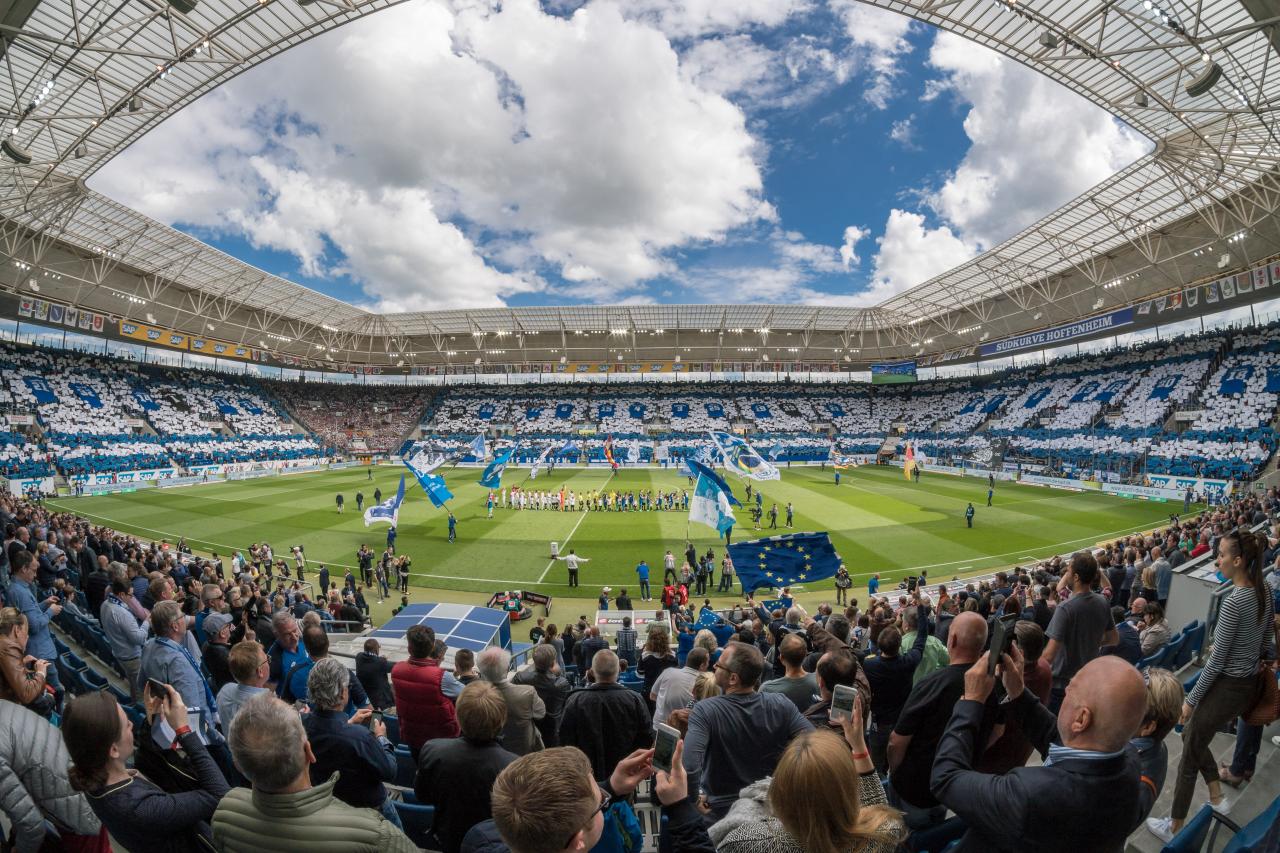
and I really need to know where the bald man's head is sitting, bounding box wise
[1057,656,1147,753]
[947,612,988,664]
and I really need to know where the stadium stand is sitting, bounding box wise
[0,322,1279,487]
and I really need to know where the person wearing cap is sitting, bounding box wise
[598,588,611,611]
[202,611,236,693]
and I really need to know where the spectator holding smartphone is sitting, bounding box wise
[716,695,905,852]
[64,684,229,853]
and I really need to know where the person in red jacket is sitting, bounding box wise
[662,584,676,612]
[391,625,460,754]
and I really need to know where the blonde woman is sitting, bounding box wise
[690,671,721,703]
[716,699,904,853]
[694,628,721,665]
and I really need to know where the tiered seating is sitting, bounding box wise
[0,430,50,477]
[269,382,430,452]
[45,432,171,475]
[163,434,325,466]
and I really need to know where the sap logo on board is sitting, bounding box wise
[146,329,162,340]
[122,323,139,335]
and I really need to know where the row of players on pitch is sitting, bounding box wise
[487,486,690,513]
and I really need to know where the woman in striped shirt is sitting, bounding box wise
[1147,530,1275,842]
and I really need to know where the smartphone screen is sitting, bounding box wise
[830,683,857,722]
[146,678,168,699]
[370,711,383,731]
[988,614,1017,675]
[653,723,680,773]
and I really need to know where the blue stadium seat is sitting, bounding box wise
[107,684,132,707]
[1222,794,1280,852]
[53,636,69,658]
[60,652,87,672]
[392,801,436,850]
[123,704,147,731]
[79,667,108,693]
[1179,621,1206,665]
[1160,803,1238,853]
[393,746,417,789]
[1160,635,1186,670]
[1138,649,1164,671]
[382,714,401,747]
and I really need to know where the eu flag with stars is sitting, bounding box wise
[728,532,842,594]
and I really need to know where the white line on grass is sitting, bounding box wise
[535,469,614,583]
[537,510,592,583]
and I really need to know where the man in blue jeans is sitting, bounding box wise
[635,559,651,601]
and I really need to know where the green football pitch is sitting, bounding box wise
[45,464,1186,604]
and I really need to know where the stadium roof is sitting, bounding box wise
[2,0,1280,369]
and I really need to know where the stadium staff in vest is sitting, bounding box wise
[391,624,460,754]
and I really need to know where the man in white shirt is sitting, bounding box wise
[650,647,709,729]
[556,549,589,588]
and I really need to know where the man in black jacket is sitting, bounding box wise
[861,603,930,774]
[356,638,395,710]
[417,682,518,853]
[511,645,571,747]
[559,651,650,781]
[930,648,1147,852]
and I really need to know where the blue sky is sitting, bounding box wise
[92,0,1149,312]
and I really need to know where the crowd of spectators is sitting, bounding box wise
[0,412,1275,850]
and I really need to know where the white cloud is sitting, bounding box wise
[829,2,915,108]
[924,31,1150,247]
[839,225,869,269]
[865,209,976,303]
[889,115,915,148]
[92,0,774,310]
[621,0,809,39]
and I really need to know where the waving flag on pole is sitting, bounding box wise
[627,443,640,464]
[690,469,736,537]
[403,446,453,508]
[530,444,553,480]
[767,442,784,461]
[559,439,579,456]
[679,444,715,478]
[604,436,618,470]
[687,459,742,506]
[364,475,406,527]
[710,431,780,481]
[904,442,915,480]
[469,434,487,460]
[480,448,513,489]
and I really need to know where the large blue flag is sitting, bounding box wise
[559,439,579,456]
[469,434,486,460]
[479,448,513,489]
[690,472,736,536]
[403,445,453,508]
[710,431,780,481]
[687,459,741,506]
[728,532,842,594]
[364,474,406,527]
